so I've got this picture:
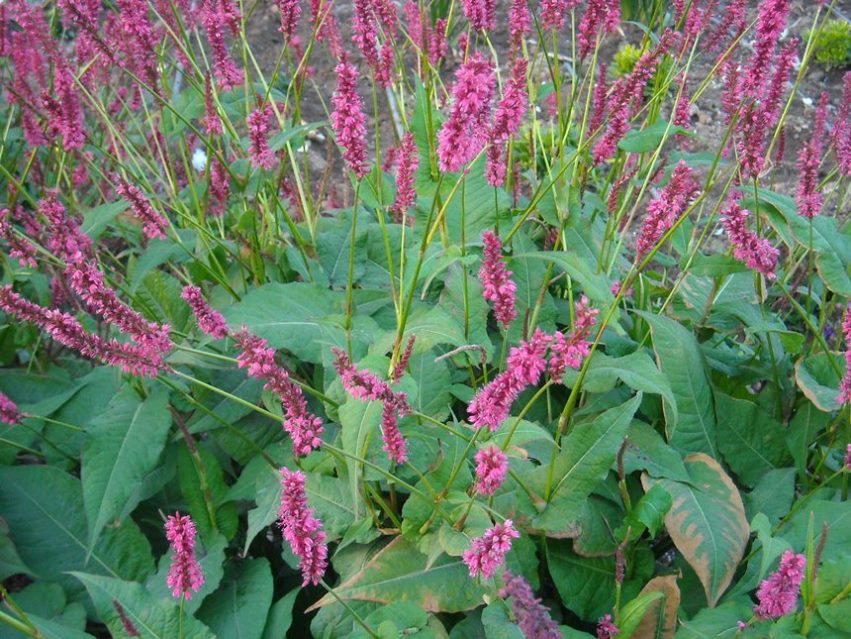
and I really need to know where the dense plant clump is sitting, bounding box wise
[0,0,850,638]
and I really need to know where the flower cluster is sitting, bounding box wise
[331,55,369,179]
[463,519,519,579]
[474,445,509,496]
[721,196,779,279]
[181,286,230,339]
[332,348,412,464]
[754,550,806,619]
[796,93,829,219]
[437,52,495,172]
[390,133,418,219]
[279,468,328,586]
[596,614,620,639]
[838,304,851,405]
[499,572,561,639]
[0,392,21,426]
[479,231,517,329]
[164,513,204,600]
[235,330,324,456]
[246,103,277,170]
[469,298,597,430]
[635,161,700,260]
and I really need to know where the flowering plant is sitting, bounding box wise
[0,0,850,638]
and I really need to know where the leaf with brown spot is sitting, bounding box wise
[631,575,680,639]
[641,454,747,607]
[306,536,486,613]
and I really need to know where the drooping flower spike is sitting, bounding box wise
[279,468,329,586]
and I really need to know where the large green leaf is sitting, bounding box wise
[83,387,172,549]
[713,394,789,488]
[308,537,487,613]
[72,572,215,639]
[223,282,377,364]
[531,394,641,536]
[511,251,616,309]
[794,352,844,413]
[642,454,748,607]
[197,558,273,639]
[0,466,154,593]
[638,312,717,457]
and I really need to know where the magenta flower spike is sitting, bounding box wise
[181,286,230,339]
[164,513,204,600]
[754,550,806,619]
[479,231,517,329]
[463,519,520,579]
[247,103,277,170]
[838,304,851,405]
[500,572,561,639]
[279,468,328,586]
[596,613,620,639]
[115,180,169,240]
[474,445,509,496]
[331,54,369,179]
[390,133,418,219]
[635,161,700,260]
[0,392,22,426]
[721,196,779,279]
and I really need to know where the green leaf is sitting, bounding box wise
[642,454,748,607]
[177,444,238,542]
[632,575,680,639]
[72,572,215,639]
[308,537,487,613]
[674,599,753,638]
[794,352,844,412]
[197,558,273,639]
[622,421,689,482]
[638,312,718,457]
[531,394,642,536]
[81,200,129,240]
[567,351,676,422]
[744,468,795,525]
[83,387,172,550]
[713,394,789,488]
[224,282,376,364]
[627,483,673,538]
[510,251,616,308]
[350,602,432,639]
[261,590,298,639]
[372,304,466,355]
[306,473,358,541]
[244,466,283,554]
[481,601,525,639]
[619,120,688,153]
[0,466,154,593]
[618,592,665,639]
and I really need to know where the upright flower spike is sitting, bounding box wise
[39,192,92,265]
[463,519,520,579]
[635,161,700,260]
[474,445,508,495]
[390,133,418,220]
[746,0,791,96]
[115,180,169,240]
[0,392,21,426]
[479,231,517,329]
[0,209,38,268]
[838,304,851,405]
[461,0,494,31]
[181,286,229,339]
[499,572,561,639]
[203,75,223,136]
[488,57,528,184]
[508,0,531,49]
[578,0,620,59]
[234,329,324,456]
[279,468,328,586]
[247,103,277,170]
[437,52,496,172]
[331,54,368,179]
[835,72,851,176]
[164,513,204,600]
[796,92,829,219]
[275,0,300,38]
[754,550,806,619]
[200,0,244,90]
[391,335,416,384]
[721,196,779,279]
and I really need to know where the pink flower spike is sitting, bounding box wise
[721,195,779,279]
[479,231,517,329]
[391,133,418,219]
[796,92,829,219]
[754,550,806,619]
[181,286,230,339]
[279,468,328,586]
[437,53,496,172]
[247,103,277,170]
[635,161,700,260]
[0,392,21,426]
[499,572,561,639]
[468,369,524,432]
[461,0,494,31]
[596,613,620,639]
[549,295,599,379]
[275,0,300,38]
[164,513,204,600]
[116,180,168,240]
[331,55,369,179]
[203,75,223,136]
[463,519,520,579]
[838,304,851,405]
[474,445,508,495]
[844,443,851,470]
